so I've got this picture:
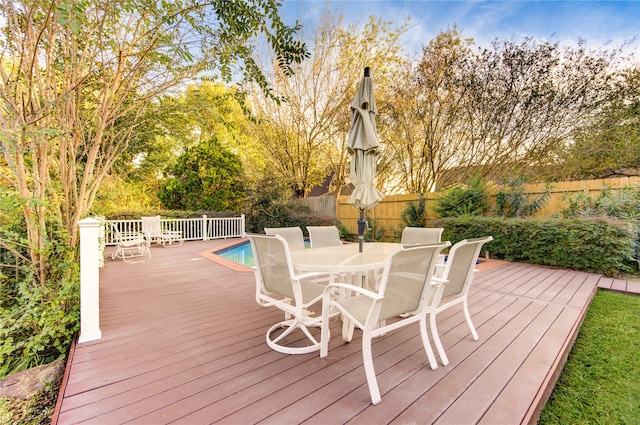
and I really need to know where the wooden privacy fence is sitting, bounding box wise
[335,176,640,237]
[300,195,336,218]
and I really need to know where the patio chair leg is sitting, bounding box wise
[430,312,449,366]
[463,300,479,341]
[419,316,438,370]
[362,333,381,405]
[342,317,355,342]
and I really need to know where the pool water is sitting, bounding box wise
[215,239,311,268]
[216,241,255,268]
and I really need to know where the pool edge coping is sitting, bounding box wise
[198,238,254,273]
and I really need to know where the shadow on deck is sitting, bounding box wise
[54,239,619,424]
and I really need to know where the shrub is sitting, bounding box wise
[434,216,635,276]
[242,176,293,233]
[365,215,387,241]
[0,226,79,379]
[401,195,427,227]
[158,137,246,211]
[104,209,240,220]
[494,176,551,217]
[560,184,640,263]
[242,176,342,234]
[434,175,489,217]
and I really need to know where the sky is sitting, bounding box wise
[279,0,640,56]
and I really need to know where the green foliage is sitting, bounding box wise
[103,209,239,220]
[2,0,309,254]
[243,176,294,232]
[433,176,488,217]
[242,177,340,233]
[1,211,79,379]
[559,68,640,180]
[401,195,427,227]
[364,215,388,242]
[336,224,349,240]
[91,174,163,216]
[158,137,246,211]
[540,290,640,424]
[0,230,79,379]
[435,216,635,276]
[560,184,640,220]
[494,176,551,217]
[560,185,640,262]
[250,13,408,197]
[0,379,60,425]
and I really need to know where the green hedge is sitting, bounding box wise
[102,209,240,220]
[433,216,636,277]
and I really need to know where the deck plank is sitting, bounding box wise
[54,240,610,425]
[479,306,582,424]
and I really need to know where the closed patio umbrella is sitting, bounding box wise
[347,67,384,252]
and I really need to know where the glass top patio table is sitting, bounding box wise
[289,242,400,274]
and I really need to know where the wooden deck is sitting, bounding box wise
[54,239,611,424]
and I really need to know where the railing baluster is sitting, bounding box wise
[102,215,245,244]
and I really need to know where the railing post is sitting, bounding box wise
[202,214,208,241]
[78,217,102,343]
[241,214,246,237]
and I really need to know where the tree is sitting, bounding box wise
[559,67,640,179]
[156,82,264,180]
[384,32,624,194]
[0,0,307,286]
[249,11,407,197]
[459,38,616,181]
[242,175,295,232]
[384,28,473,193]
[91,81,264,215]
[158,137,245,211]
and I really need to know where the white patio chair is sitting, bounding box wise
[264,226,305,251]
[401,227,444,246]
[429,236,493,366]
[111,224,151,263]
[307,225,343,248]
[249,234,339,355]
[141,216,183,247]
[320,241,451,405]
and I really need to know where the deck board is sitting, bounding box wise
[54,239,623,425]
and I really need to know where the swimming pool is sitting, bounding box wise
[215,241,255,268]
[214,239,312,268]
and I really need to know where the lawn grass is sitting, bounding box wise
[539,289,640,424]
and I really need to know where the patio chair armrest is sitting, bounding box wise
[323,282,384,301]
[294,271,343,282]
[431,277,449,286]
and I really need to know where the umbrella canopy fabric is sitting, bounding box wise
[347,69,384,211]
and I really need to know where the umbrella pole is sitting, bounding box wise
[358,209,365,253]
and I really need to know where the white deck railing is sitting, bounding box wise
[104,215,245,244]
[78,214,245,343]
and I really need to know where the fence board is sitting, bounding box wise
[335,176,640,237]
[300,196,336,217]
